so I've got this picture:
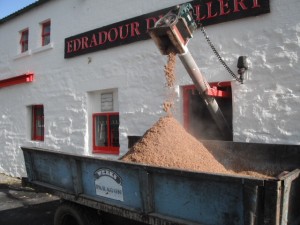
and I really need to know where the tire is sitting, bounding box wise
[54,201,102,225]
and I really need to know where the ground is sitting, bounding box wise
[0,173,60,225]
[0,173,147,225]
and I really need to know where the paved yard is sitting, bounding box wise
[0,173,60,225]
[0,173,148,225]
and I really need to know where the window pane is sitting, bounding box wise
[21,32,28,41]
[22,43,28,52]
[95,115,108,147]
[35,107,43,117]
[43,35,50,46]
[35,116,44,136]
[43,24,50,34]
[32,106,44,141]
[110,115,119,147]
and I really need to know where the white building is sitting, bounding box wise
[0,0,299,177]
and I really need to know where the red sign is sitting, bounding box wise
[64,0,270,58]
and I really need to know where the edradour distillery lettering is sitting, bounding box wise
[65,0,269,58]
[195,0,261,20]
[67,21,144,54]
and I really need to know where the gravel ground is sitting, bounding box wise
[0,173,60,225]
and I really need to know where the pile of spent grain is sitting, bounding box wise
[121,116,230,174]
[121,116,274,178]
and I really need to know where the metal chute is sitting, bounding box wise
[149,3,232,139]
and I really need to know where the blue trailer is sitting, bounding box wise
[21,141,300,225]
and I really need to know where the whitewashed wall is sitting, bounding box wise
[0,0,299,177]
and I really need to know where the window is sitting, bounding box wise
[20,29,29,53]
[88,90,119,154]
[93,112,119,154]
[183,82,232,141]
[32,105,44,141]
[41,21,51,46]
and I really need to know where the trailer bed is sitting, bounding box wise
[21,142,300,225]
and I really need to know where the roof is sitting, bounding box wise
[0,0,51,25]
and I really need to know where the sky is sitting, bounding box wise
[0,0,38,19]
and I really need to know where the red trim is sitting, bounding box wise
[182,84,195,91]
[92,112,119,155]
[182,82,232,129]
[206,81,232,98]
[20,29,29,53]
[0,73,34,88]
[206,87,230,98]
[32,105,44,141]
[42,21,51,46]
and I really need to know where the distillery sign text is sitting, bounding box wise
[64,0,270,58]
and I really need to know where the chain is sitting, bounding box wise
[197,22,243,83]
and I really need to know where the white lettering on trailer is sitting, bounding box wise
[94,168,124,201]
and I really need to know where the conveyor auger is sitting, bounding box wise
[149,3,232,139]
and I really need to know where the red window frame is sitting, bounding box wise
[32,105,44,141]
[41,21,51,46]
[93,112,119,154]
[20,29,29,53]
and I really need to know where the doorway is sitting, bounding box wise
[183,82,232,141]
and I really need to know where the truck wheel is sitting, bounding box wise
[54,202,102,225]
